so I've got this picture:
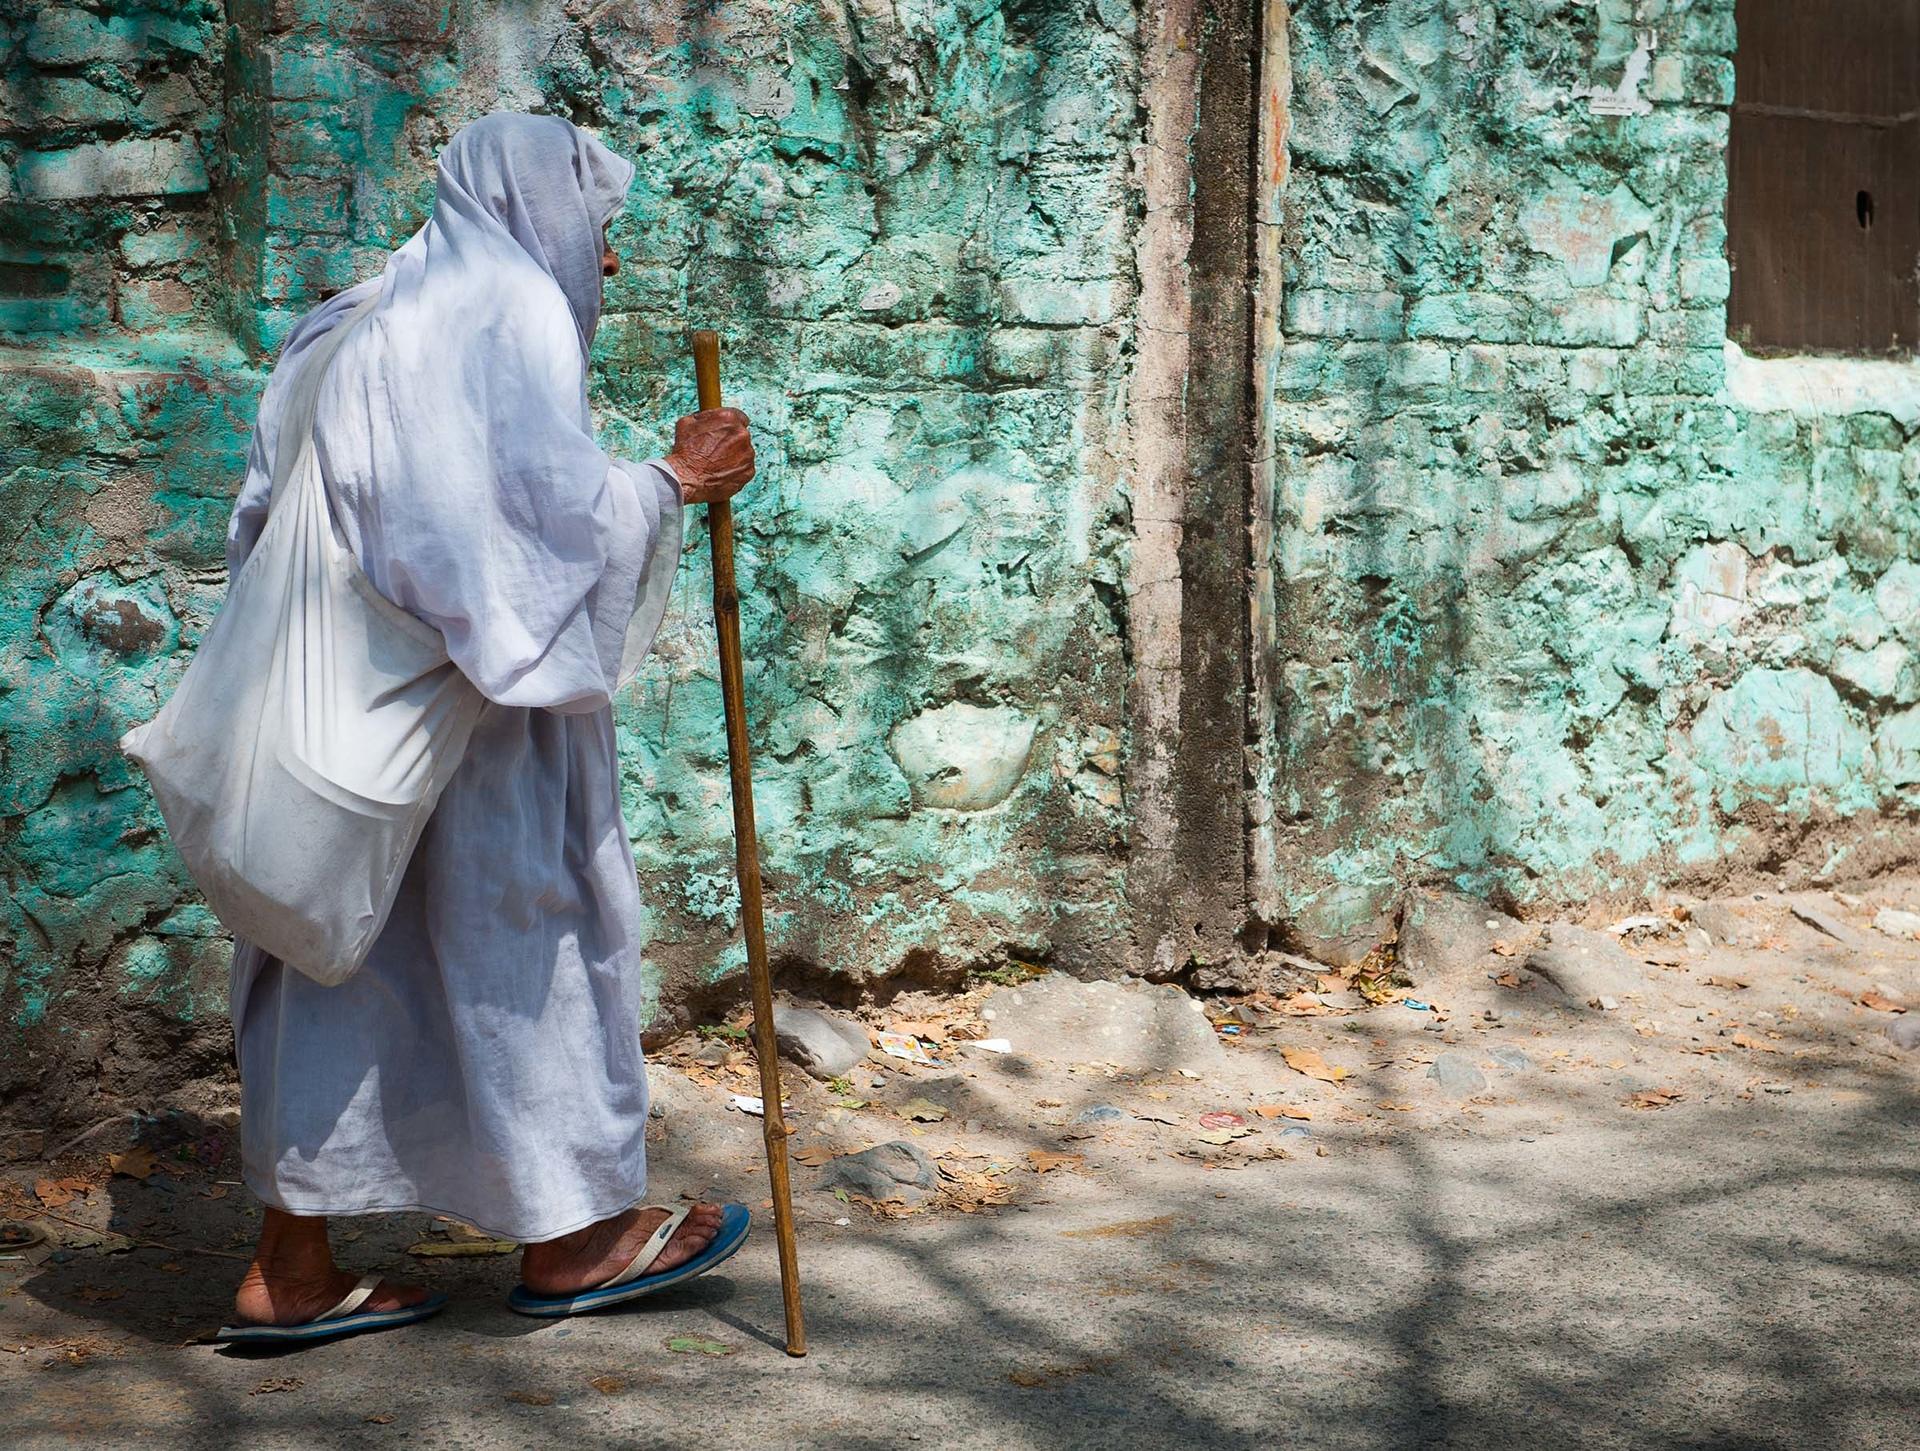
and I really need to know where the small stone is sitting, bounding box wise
[1682,927,1711,954]
[1488,1046,1531,1072]
[1888,1017,1920,1051]
[1071,1104,1126,1126]
[1429,1051,1489,1096]
[772,1005,869,1080]
[963,1118,983,1135]
[692,1038,731,1066]
[1594,995,1621,1012]
[818,1141,939,1205]
[1762,1083,1793,1095]
[1873,908,1920,942]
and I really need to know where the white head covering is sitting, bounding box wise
[226,113,675,712]
[429,113,635,352]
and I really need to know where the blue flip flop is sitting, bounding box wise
[213,1274,449,1345]
[507,1202,751,1318]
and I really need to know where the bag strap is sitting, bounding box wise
[267,291,383,512]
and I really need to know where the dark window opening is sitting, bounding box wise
[1728,0,1920,354]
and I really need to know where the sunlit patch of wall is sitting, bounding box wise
[1256,0,1920,961]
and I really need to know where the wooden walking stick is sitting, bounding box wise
[689,328,807,1357]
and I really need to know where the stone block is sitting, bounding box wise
[1679,257,1731,305]
[1407,292,1526,342]
[1877,707,1920,785]
[1536,295,1643,347]
[14,139,209,200]
[1520,181,1656,288]
[1457,344,1506,393]
[1285,289,1406,341]
[1388,342,1451,389]
[1567,348,1620,394]
[120,225,204,269]
[25,8,209,66]
[0,77,130,131]
[119,278,198,332]
[994,275,1127,326]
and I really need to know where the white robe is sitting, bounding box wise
[225,115,682,1241]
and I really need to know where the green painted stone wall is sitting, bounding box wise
[4,0,1918,1129]
[1259,0,1920,958]
[0,0,1139,1120]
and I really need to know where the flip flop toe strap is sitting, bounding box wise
[600,1206,693,1289]
[318,1273,382,1322]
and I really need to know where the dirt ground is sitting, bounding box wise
[4,881,1919,1449]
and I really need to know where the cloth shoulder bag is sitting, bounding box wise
[122,296,486,985]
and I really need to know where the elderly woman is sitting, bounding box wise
[214,114,755,1342]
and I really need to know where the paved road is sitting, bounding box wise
[8,887,1920,1448]
[8,1073,1918,1449]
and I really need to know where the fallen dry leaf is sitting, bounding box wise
[252,1377,303,1396]
[1627,1088,1684,1110]
[72,1286,125,1305]
[588,1375,627,1395]
[899,1097,951,1122]
[1703,976,1750,990]
[33,1177,89,1210]
[1858,991,1906,1013]
[1374,1102,1416,1113]
[1026,1149,1085,1175]
[1494,971,1523,989]
[365,1414,395,1425]
[108,1147,157,1181]
[1731,1033,1780,1053]
[505,1390,554,1406]
[1253,1104,1311,1120]
[201,1184,229,1200]
[1281,1047,1349,1084]
[1490,939,1517,956]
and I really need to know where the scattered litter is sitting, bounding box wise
[1197,1111,1246,1130]
[1252,1104,1310,1120]
[968,1038,1012,1054]
[1281,1047,1350,1084]
[1218,1024,1243,1036]
[664,1335,739,1357]
[728,1094,791,1116]
[1608,915,1667,935]
[1400,999,1434,1013]
[890,1019,949,1043]
[875,1031,939,1066]
[1072,1104,1126,1126]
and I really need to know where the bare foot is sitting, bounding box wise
[231,1207,430,1327]
[519,1203,726,1297]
